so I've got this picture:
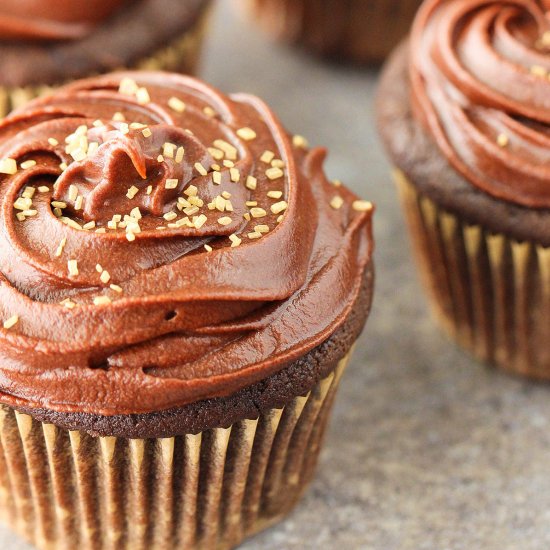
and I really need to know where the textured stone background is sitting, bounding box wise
[3,2,550,549]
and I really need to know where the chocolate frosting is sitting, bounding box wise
[410,0,550,208]
[0,71,374,416]
[0,0,126,41]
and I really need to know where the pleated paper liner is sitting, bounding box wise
[0,350,352,550]
[395,169,550,378]
[243,0,422,63]
[0,6,211,119]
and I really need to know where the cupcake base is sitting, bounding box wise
[0,350,352,550]
[395,170,550,379]
[0,6,211,118]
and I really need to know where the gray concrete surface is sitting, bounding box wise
[3,1,550,549]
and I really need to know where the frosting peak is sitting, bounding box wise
[410,0,550,208]
[0,0,126,41]
[0,72,373,415]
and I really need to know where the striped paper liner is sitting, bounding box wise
[395,169,550,378]
[0,351,352,549]
[0,7,211,118]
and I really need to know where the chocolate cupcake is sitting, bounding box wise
[0,0,211,116]
[378,0,550,378]
[243,0,423,64]
[0,71,374,549]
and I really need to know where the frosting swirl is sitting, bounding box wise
[0,0,126,41]
[0,72,373,415]
[410,0,550,208]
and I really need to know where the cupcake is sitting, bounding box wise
[378,0,550,378]
[243,0,423,64]
[0,71,374,549]
[0,0,211,116]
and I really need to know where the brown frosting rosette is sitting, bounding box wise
[0,0,127,41]
[0,72,373,416]
[410,0,550,208]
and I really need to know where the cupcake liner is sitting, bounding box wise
[0,7,211,119]
[0,350,352,550]
[244,0,422,64]
[395,169,550,378]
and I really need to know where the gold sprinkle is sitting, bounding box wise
[230,167,240,182]
[100,270,111,284]
[292,135,308,148]
[194,162,208,176]
[204,244,213,252]
[130,207,142,220]
[129,122,146,130]
[14,197,32,211]
[118,77,139,95]
[271,201,288,214]
[165,178,178,190]
[0,158,17,175]
[82,221,96,230]
[271,159,285,168]
[277,214,284,223]
[330,196,344,210]
[203,106,216,118]
[246,201,258,207]
[352,200,373,212]
[247,231,262,239]
[20,160,36,170]
[332,179,342,187]
[22,186,35,199]
[146,185,153,195]
[163,142,176,158]
[194,214,207,229]
[497,133,509,147]
[55,238,67,257]
[142,128,152,138]
[110,284,123,293]
[213,139,238,161]
[250,207,267,218]
[95,228,106,234]
[38,186,49,193]
[236,127,257,141]
[48,137,59,146]
[184,185,198,197]
[60,299,76,309]
[243,213,251,221]
[16,212,26,221]
[22,209,37,217]
[74,195,83,211]
[229,234,242,247]
[51,201,67,209]
[127,185,139,199]
[223,159,235,168]
[218,216,232,226]
[126,232,136,242]
[212,172,222,185]
[208,147,224,160]
[530,65,548,77]
[254,224,269,233]
[68,184,79,201]
[60,162,68,171]
[175,147,185,163]
[267,190,283,199]
[260,150,275,163]
[266,167,284,180]
[164,211,178,221]
[3,315,19,330]
[157,155,165,163]
[168,96,186,113]
[246,175,257,190]
[136,87,151,105]
[93,296,112,306]
[61,217,83,230]
[67,259,79,277]
[96,264,103,273]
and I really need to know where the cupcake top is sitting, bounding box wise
[410,0,550,208]
[0,0,126,41]
[0,71,373,416]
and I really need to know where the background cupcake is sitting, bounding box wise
[0,0,212,116]
[0,71,374,549]
[242,0,423,64]
[377,0,550,378]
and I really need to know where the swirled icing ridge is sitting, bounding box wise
[0,72,373,415]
